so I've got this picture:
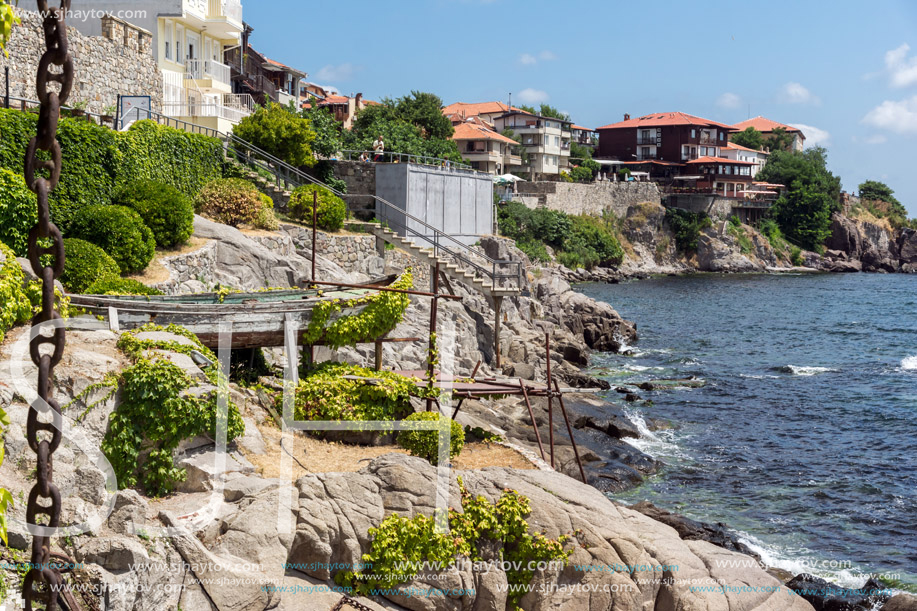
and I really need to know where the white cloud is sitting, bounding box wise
[516,88,549,104]
[538,50,557,61]
[789,123,831,147]
[863,95,917,134]
[884,43,917,88]
[519,53,537,65]
[315,63,359,82]
[865,134,888,144]
[716,92,742,109]
[778,82,821,106]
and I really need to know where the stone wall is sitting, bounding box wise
[664,194,735,219]
[302,161,377,220]
[1,9,161,114]
[514,181,661,217]
[152,241,218,295]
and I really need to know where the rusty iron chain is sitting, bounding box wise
[330,595,378,611]
[22,1,76,610]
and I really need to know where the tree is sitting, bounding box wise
[301,106,343,159]
[764,127,796,152]
[537,104,570,121]
[731,127,765,151]
[345,100,462,162]
[395,91,454,140]
[0,0,19,58]
[569,141,592,161]
[757,146,842,250]
[233,103,317,167]
[857,179,909,226]
[858,180,901,208]
[518,104,537,114]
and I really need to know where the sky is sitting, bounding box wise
[245,0,917,214]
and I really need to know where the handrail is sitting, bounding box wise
[4,95,114,124]
[113,106,522,292]
[340,149,472,171]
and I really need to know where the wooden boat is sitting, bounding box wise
[67,275,399,349]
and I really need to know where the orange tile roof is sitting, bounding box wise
[686,156,756,165]
[725,142,769,154]
[733,116,802,135]
[571,124,593,132]
[442,101,519,119]
[452,122,519,145]
[597,112,735,131]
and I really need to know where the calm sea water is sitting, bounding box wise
[577,273,917,589]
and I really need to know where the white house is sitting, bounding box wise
[72,0,253,133]
[492,109,571,179]
[722,142,769,178]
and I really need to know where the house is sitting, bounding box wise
[442,101,517,127]
[492,109,572,179]
[722,142,769,177]
[72,0,252,132]
[450,118,522,175]
[596,111,736,164]
[570,125,597,152]
[302,93,374,129]
[224,43,307,107]
[733,116,805,152]
[300,82,331,105]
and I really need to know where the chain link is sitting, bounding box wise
[330,596,378,611]
[23,1,73,609]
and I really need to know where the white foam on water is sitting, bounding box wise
[900,355,917,371]
[621,406,686,460]
[780,365,838,376]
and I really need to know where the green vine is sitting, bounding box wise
[338,478,572,609]
[101,323,245,496]
[303,270,413,349]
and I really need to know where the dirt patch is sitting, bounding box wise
[125,238,211,286]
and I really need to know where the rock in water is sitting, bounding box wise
[786,573,891,611]
[628,501,759,558]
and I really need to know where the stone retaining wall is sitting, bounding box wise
[152,241,218,295]
[1,9,161,114]
[514,181,661,217]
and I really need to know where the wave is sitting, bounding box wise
[621,406,686,460]
[772,365,838,376]
[900,355,917,371]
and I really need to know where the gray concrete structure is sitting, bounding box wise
[375,165,493,246]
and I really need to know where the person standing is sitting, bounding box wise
[372,135,385,162]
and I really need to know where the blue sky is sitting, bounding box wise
[246,0,917,214]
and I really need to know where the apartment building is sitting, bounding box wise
[493,109,571,179]
[224,44,306,108]
[73,0,253,132]
[451,118,522,174]
[722,142,769,177]
[733,116,806,152]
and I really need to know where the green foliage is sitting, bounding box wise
[535,103,570,121]
[304,270,413,349]
[253,193,279,230]
[0,168,36,256]
[233,103,317,167]
[300,106,343,159]
[730,127,765,151]
[0,111,222,232]
[310,160,348,194]
[394,91,454,140]
[727,220,753,254]
[113,180,194,248]
[665,208,712,253]
[857,180,910,227]
[0,242,35,344]
[295,362,435,422]
[790,245,804,267]
[397,412,464,466]
[69,205,155,274]
[288,184,347,232]
[764,127,796,152]
[342,479,572,608]
[85,276,163,296]
[195,178,262,227]
[559,171,573,183]
[103,324,245,496]
[757,147,841,250]
[729,215,742,228]
[0,1,20,57]
[569,141,592,162]
[757,218,787,252]
[60,238,121,294]
[569,166,593,183]
[496,201,623,269]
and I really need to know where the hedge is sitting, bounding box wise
[397,412,464,466]
[288,184,347,232]
[0,168,37,256]
[0,110,223,231]
[113,180,194,248]
[195,178,262,227]
[60,238,121,294]
[85,276,163,296]
[69,205,156,274]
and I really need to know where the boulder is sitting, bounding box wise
[696,230,764,273]
[175,447,256,493]
[627,501,759,558]
[884,594,917,611]
[897,229,917,265]
[786,573,890,611]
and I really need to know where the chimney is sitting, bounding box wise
[624,113,631,120]
[355,93,363,107]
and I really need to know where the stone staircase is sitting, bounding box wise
[368,225,520,299]
[237,163,293,207]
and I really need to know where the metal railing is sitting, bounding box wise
[185,59,231,85]
[215,0,243,23]
[3,95,114,125]
[636,135,659,145]
[341,150,473,171]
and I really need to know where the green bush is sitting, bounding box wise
[0,168,37,256]
[113,180,194,248]
[233,103,317,167]
[288,184,347,232]
[60,238,121,294]
[790,245,804,266]
[0,242,35,343]
[665,208,712,253]
[195,178,262,227]
[0,110,223,232]
[397,411,464,465]
[69,205,156,274]
[253,193,279,230]
[85,276,163,296]
[570,166,594,183]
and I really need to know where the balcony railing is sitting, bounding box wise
[637,135,659,145]
[635,153,657,161]
[162,93,253,124]
[699,134,717,145]
[209,0,242,22]
[185,59,231,85]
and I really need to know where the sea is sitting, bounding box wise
[577,272,917,590]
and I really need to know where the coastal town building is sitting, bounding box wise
[72,0,254,132]
[493,109,572,179]
[442,101,517,126]
[571,124,597,151]
[450,117,522,174]
[733,116,806,152]
[224,43,307,108]
[302,93,375,129]
[722,142,769,177]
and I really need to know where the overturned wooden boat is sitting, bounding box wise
[67,275,399,350]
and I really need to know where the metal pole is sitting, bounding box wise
[546,331,554,467]
[311,190,317,283]
[374,339,383,371]
[4,66,9,109]
[554,379,587,484]
[520,378,546,460]
[426,262,440,411]
[494,296,503,369]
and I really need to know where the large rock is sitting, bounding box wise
[884,594,917,611]
[826,213,900,272]
[786,573,890,611]
[627,501,758,557]
[696,229,765,273]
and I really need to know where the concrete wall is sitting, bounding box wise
[514,181,661,218]
[375,164,493,246]
[1,9,162,114]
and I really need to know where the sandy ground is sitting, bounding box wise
[127,237,211,285]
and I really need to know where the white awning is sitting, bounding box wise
[494,174,525,183]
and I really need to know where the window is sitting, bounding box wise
[719,132,724,140]
[164,21,173,60]
[691,129,696,138]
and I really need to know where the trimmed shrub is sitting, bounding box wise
[113,180,194,248]
[60,238,121,294]
[0,168,37,256]
[288,184,347,232]
[195,178,261,227]
[85,276,163,296]
[253,193,279,230]
[0,242,35,343]
[397,412,464,466]
[69,205,156,274]
[233,103,317,167]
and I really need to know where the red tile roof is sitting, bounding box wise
[733,116,802,135]
[452,122,519,145]
[442,101,519,119]
[686,156,756,165]
[597,112,735,131]
[571,124,593,132]
[725,142,769,154]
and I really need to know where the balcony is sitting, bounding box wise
[184,0,242,39]
[504,154,522,166]
[210,0,242,24]
[185,59,231,86]
[699,133,717,145]
[637,135,659,145]
[163,92,254,125]
[635,153,657,161]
